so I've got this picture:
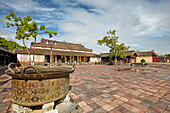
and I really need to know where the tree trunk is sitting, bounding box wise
[115,50,117,66]
[32,38,36,65]
[114,33,117,66]
[22,39,31,65]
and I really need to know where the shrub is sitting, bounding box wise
[141,59,146,63]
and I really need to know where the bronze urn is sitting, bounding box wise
[5,63,75,106]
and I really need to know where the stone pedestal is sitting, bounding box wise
[12,103,32,113]
[42,102,54,113]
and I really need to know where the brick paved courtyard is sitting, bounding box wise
[0,65,170,113]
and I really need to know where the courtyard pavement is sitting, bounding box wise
[0,65,170,113]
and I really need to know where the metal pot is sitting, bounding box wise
[5,63,75,106]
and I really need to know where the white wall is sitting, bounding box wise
[17,54,44,62]
[138,56,152,63]
[90,57,101,63]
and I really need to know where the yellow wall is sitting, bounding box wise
[138,55,152,63]
[136,57,139,63]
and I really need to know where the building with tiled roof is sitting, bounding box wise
[137,50,157,63]
[101,50,158,63]
[0,46,16,67]
[15,38,98,65]
[100,50,139,63]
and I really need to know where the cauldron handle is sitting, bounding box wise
[21,66,42,81]
[8,62,20,73]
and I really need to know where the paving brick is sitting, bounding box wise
[108,101,119,109]
[131,107,143,113]
[112,94,120,99]
[91,97,99,102]
[0,94,7,103]
[122,103,133,111]
[150,105,165,113]
[102,104,114,112]
[1,65,170,112]
[141,101,152,108]
[1,110,8,113]
[75,97,83,103]
[119,97,129,102]
[108,109,121,113]
[89,102,100,110]
[82,105,93,112]
[100,93,110,98]
[155,101,168,110]
[0,101,11,110]
[113,99,124,105]
[77,101,87,108]
[116,105,130,113]
[95,100,106,106]
[94,107,107,113]
[137,104,148,112]
[85,99,94,105]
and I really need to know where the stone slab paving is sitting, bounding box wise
[0,65,170,113]
[70,65,170,113]
[0,68,12,113]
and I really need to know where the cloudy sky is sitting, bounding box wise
[0,0,170,55]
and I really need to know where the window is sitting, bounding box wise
[36,55,41,61]
[22,54,28,61]
[46,42,49,44]
[54,42,56,45]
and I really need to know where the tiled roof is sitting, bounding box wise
[137,50,157,56]
[0,46,14,54]
[30,38,92,52]
[15,49,95,57]
[101,50,137,57]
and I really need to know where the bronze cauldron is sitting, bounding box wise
[5,63,75,106]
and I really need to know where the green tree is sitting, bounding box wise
[0,37,26,51]
[165,54,170,56]
[6,11,57,64]
[116,43,129,59]
[97,30,129,65]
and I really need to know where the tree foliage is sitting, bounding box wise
[6,11,57,64]
[116,43,130,59]
[141,59,146,63]
[97,30,130,62]
[0,37,26,51]
[6,11,57,42]
[165,54,170,56]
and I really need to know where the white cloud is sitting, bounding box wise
[0,0,170,55]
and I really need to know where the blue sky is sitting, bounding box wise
[0,0,170,55]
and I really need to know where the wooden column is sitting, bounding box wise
[73,56,74,62]
[70,56,72,62]
[84,56,86,62]
[64,56,66,63]
[77,56,79,62]
[55,55,57,63]
[80,56,81,62]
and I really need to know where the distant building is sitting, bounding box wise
[101,50,139,63]
[137,50,157,63]
[157,55,170,63]
[0,46,16,67]
[15,38,98,65]
[101,50,158,63]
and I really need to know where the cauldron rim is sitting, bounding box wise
[5,65,75,80]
